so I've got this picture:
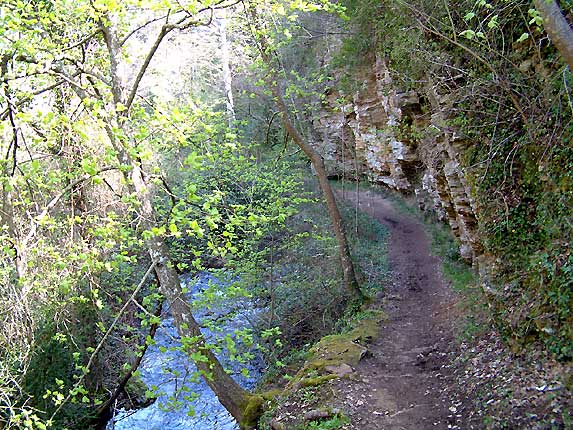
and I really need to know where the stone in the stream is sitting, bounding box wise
[325,363,354,377]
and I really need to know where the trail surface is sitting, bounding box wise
[334,189,462,429]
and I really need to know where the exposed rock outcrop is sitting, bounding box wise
[312,56,480,262]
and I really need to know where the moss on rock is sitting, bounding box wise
[257,307,386,429]
[284,308,386,392]
[299,374,338,387]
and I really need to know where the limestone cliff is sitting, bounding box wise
[303,0,573,361]
[312,56,481,262]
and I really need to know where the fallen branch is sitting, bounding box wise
[90,297,164,426]
[48,263,157,424]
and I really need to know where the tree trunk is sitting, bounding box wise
[219,10,236,127]
[99,17,263,429]
[535,0,573,71]
[247,5,363,299]
[129,164,262,428]
[274,96,363,298]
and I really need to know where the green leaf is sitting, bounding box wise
[81,159,98,176]
[459,30,476,40]
[516,32,529,43]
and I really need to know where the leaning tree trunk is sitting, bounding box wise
[128,164,262,428]
[272,92,363,299]
[98,16,263,429]
[534,0,573,71]
[247,5,363,299]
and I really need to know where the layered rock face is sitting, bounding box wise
[312,57,480,262]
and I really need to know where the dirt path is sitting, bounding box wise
[334,189,462,429]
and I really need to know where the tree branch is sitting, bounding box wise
[61,30,101,53]
[159,175,203,211]
[413,16,530,127]
[119,13,172,47]
[534,0,573,72]
[124,23,170,111]
[124,1,241,111]
[0,57,19,177]
[49,262,157,424]
[23,167,118,247]
[0,74,80,121]
[90,298,164,425]
[265,111,280,147]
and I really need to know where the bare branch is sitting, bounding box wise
[0,75,80,121]
[119,13,172,47]
[412,16,530,127]
[265,111,280,147]
[61,30,101,53]
[91,298,164,425]
[1,56,19,176]
[49,262,157,424]
[23,167,118,247]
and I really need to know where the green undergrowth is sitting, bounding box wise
[338,194,391,297]
[470,139,573,359]
[298,413,350,430]
[424,210,488,339]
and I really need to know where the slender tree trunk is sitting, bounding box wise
[341,110,346,200]
[534,0,573,71]
[96,142,262,428]
[129,165,261,428]
[247,5,362,298]
[0,56,24,280]
[220,10,236,127]
[274,99,362,298]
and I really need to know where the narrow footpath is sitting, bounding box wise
[334,189,463,429]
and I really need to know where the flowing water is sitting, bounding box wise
[106,273,264,430]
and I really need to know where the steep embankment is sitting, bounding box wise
[308,1,573,357]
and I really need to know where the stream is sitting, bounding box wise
[106,273,264,430]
